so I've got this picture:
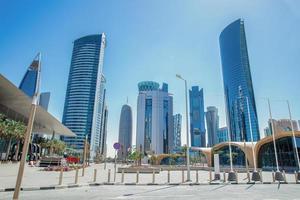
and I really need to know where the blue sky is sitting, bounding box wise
[1,0,300,157]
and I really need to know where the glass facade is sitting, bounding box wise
[117,104,132,160]
[258,136,300,171]
[219,19,260,142]
[217,127,228,143]
[189,86,206,147]
[144,99,152,152]
[136,81,173,154]
[173,114,182,148]
[19,58,50,111]
[213,145,246,167]
[62,34,106,157]
[19,64,38,97]
[206,106,219,147]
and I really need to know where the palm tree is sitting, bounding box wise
[13,121,26,161]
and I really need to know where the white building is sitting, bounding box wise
[136,81,173,155]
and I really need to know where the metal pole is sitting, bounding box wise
[114,149,117,182]
[224,96,234,172]
[13,53,41,200]
[267,99,280,172]
[176,74,190,181]
[287,100,300,172]
[184,79,191,181]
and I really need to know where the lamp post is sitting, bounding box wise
[286,100,300,176]
[13,53,41,200]
[224,94,235,181]
[267,99,283,181]
[176,74,191,181]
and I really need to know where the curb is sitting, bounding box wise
[1,181,299,192]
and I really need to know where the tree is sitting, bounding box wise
[128,150,143,166]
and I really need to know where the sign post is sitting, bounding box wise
[113,142,121,182]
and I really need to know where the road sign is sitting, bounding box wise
[113,142,121,150]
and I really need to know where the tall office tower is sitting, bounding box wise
[173,114,182,148]
[267,119,298,135]
[189,86,206,147]
[217,127,228,143]
[118,104,133,160]
[19,56,50,110]
[206,106,219,147]
[136,81,174,155]
[219,19,260,142]
[62,34,107,159]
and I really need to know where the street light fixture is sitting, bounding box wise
[176,74,191,182]
[267,99,284,182]
[286,100,300,180]
[13,53,41,200]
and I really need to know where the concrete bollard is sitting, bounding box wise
[283,170,287,182]
[182,170,185,183]
[235,171,238,183]
[167,170,170,183]
[75,168,79,184]
[223,172,226,183]
[196,170,199,183]
[272,170,275,183]
[295,171,298,183]
[136,170,139,183]
[58,167,63,185]
[108,169,111,183]
[93,169,97,182]
[260,170,263,183]
[209,170,212,183]
[152,169,155,184]
[247,171,250,182]
[121,169,124,183]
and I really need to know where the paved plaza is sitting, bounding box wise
[0,163,299,189]
[1,162,300,199]
[1,184,300,200]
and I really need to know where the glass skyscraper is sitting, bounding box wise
[219,19,260,142]
[136,81,173,155]
[189,86,206,147]
[206,106,219,147]
[19,56,50,110]
[173,113,182,148]
[118,104,133,160]
[62,34,107,159]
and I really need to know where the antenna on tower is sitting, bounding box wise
[126,96,128,104]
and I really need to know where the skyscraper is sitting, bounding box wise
[219,19,260,142]
[19,57,50,110]
[136,81,173,155]
[206,106,219,147]
[173,114,182,148]
[189,86,206,147]
[217,127,228,143]
[118,104,133,160]
[62,34,107,159]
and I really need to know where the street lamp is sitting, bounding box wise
[286,100,300,180]
[13,53,41,200]
[267,99,284,181]
[237,86,260,181]
[176,74,191,182]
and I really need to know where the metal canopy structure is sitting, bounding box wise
[0,74,75,137]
